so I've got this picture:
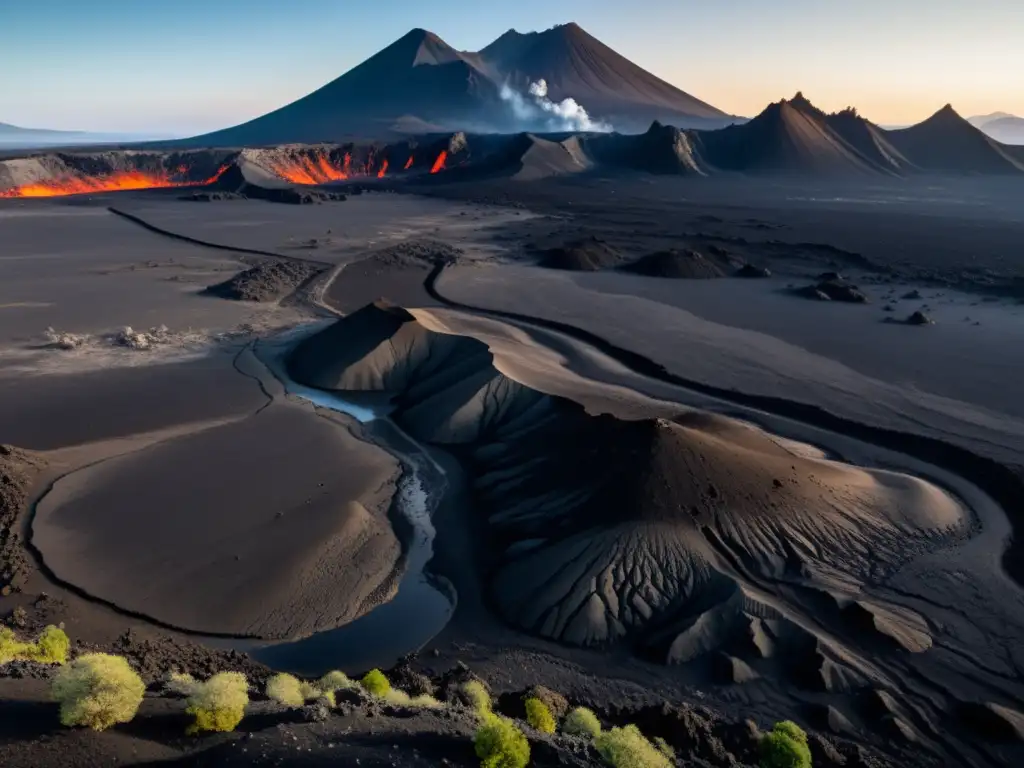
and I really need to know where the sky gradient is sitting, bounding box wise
[2,0,1021,135]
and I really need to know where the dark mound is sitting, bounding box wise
[620,248,727,279]
[905,310,934,326]
[444,133,593,181]
[735,263,772,278]
[795,279,868,303]
[884,105,1024,174]
[538,237,621,271]
[361,240,464,270]
[203,260,324,302]
[208,161,346,204]
[588,121,710,174]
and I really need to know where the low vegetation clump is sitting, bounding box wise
[0,625,70,665]
[474,712,531,768]
[462,679,492,716]
[184,671,249,734]
[51,653,145,731]
[0,627,31,664]
[266,673,306,708]
[563,706,602,739]
[596,724,673,768]
[382,688,442,708]
[525,696,556,733]
[653,736,676,761]
[318,670,354,693]
[360,668,391,697]
[760,721,812,768]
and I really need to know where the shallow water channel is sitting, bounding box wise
[236,332,456,676]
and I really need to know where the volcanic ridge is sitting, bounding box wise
[288,302,968,687]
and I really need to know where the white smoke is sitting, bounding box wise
[499,78,613,133]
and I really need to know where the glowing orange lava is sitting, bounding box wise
[404,156,414,170]
[377,159,389,178]
[0,165,229,199]
[268,152,350,185]
[430,150,448,174]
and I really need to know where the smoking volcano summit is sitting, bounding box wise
[164,23,734,147]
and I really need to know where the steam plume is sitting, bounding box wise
[500,79,612,132]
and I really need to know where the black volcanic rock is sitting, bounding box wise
[539,237,621,271]
[735,264,771,278]
[621,249,727,278]
[588,120,709,174]
[795,279,868,303]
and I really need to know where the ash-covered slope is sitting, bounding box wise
[693,95,880,176]
[171,29,501,147]
[477,23,731,130]
[883,105,1024,173]
[288,302,967,682]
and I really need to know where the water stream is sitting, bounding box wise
[236,331,456,676]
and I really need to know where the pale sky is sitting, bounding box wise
[1,0,1020,135]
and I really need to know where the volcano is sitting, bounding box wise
[170,24,730,147]
[884,104,1024,173]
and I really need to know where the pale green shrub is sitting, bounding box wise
[360,668,390,697]
[185,672,249,734]
[29,625,70,664]
[318,670,353,693]
[474,712,530,768]
[51,653,145,731]
[525,696,556,733]
[266,673,305,708]
[563,706,602,739]
[596,724,672,768]
[382,688,441,708]
[1,625,70,665]
[0,626,32,664]
[462,679,492,715]
[760,721,812,768]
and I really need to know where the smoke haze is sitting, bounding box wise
[500,79,613,132]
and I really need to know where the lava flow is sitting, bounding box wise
[268,152,351,185]
[0,165,229,199]
[404,156,414,170]
[430,150,448,174]
[377,159,389,178]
